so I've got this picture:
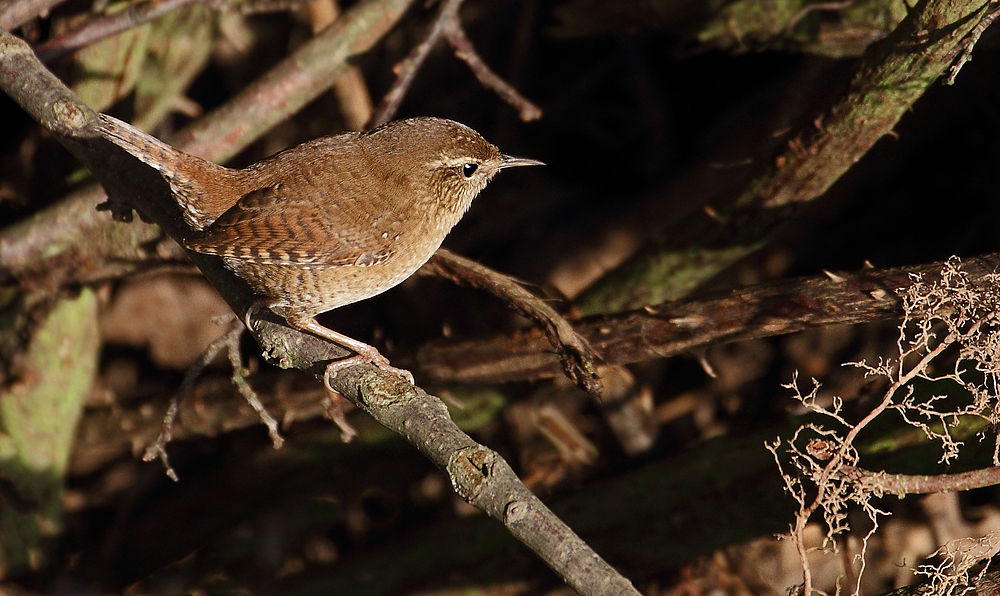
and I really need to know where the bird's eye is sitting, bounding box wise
[462,163,478,177]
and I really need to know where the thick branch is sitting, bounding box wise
[327,366,638,596]
[419,253,1000,384]
[577,0,995,315]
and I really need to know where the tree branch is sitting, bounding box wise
[0,21,640,596]
[576,0,997,315]
[419,253,1000,384]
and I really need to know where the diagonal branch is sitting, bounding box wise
[34,0,200,63]
[424,248,602,397]
[441,5,541,122]
[0,24,639,596]
[368,0,459,128]
[576,0,998,316]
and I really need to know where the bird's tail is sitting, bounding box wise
[97,114,236,229]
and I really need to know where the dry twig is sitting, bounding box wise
[771,257,1000,595]
[34,0,199,63]
[424,248,602,397]
[441,6,541,122]
[419,253,1000,385]
[368,0,540,128]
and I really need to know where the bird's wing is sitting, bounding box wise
[184,185,396,267]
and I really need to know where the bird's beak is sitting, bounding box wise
[500,154,545,169]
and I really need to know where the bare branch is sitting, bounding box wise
[368,0,460,128]
[419,253,1000,384]
[0,0,66,31]
[441,7,542,122]
[844,465,1000,495]
[368,0,541,128]
[34,0,200,63]
[424,248,602,396]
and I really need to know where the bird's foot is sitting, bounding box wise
[322,389,358,443]
[321,350,412,442]
[323,348,414,386]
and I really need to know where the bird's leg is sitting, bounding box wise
[308,319,413,443]
[288,315,415,385]
[257,310,414,442]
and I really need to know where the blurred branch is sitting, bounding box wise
[369,0,540,128]
[170,0,414,162]
[419,252,1000,384]
[576,0,997,316]
[29,0,333,64]
[308,0,373,130]
[34,0,199,63]
[0,0,66,31]
[552,0,904,58]
[0,290,99,575]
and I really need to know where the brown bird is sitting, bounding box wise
[98,114,542,437]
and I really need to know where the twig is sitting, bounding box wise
[946,1,1000,84]
[368,0,541,128]
[367,0,460,128]
[775,256,1000,595]
[424,248,602,397]
[143,389,182,481]
[142,318,282,481]
[442,7,541,122]
[308,0,373,130]
[222,321,285,449]
[843,465,1000,495]
[34,0,199,63]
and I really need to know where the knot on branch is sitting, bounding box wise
[504,499,536,526]
[51,99,90,132]
[354,368,416,407]
[448,445,498,502]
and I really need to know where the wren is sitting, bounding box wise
[98,114,541,432]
